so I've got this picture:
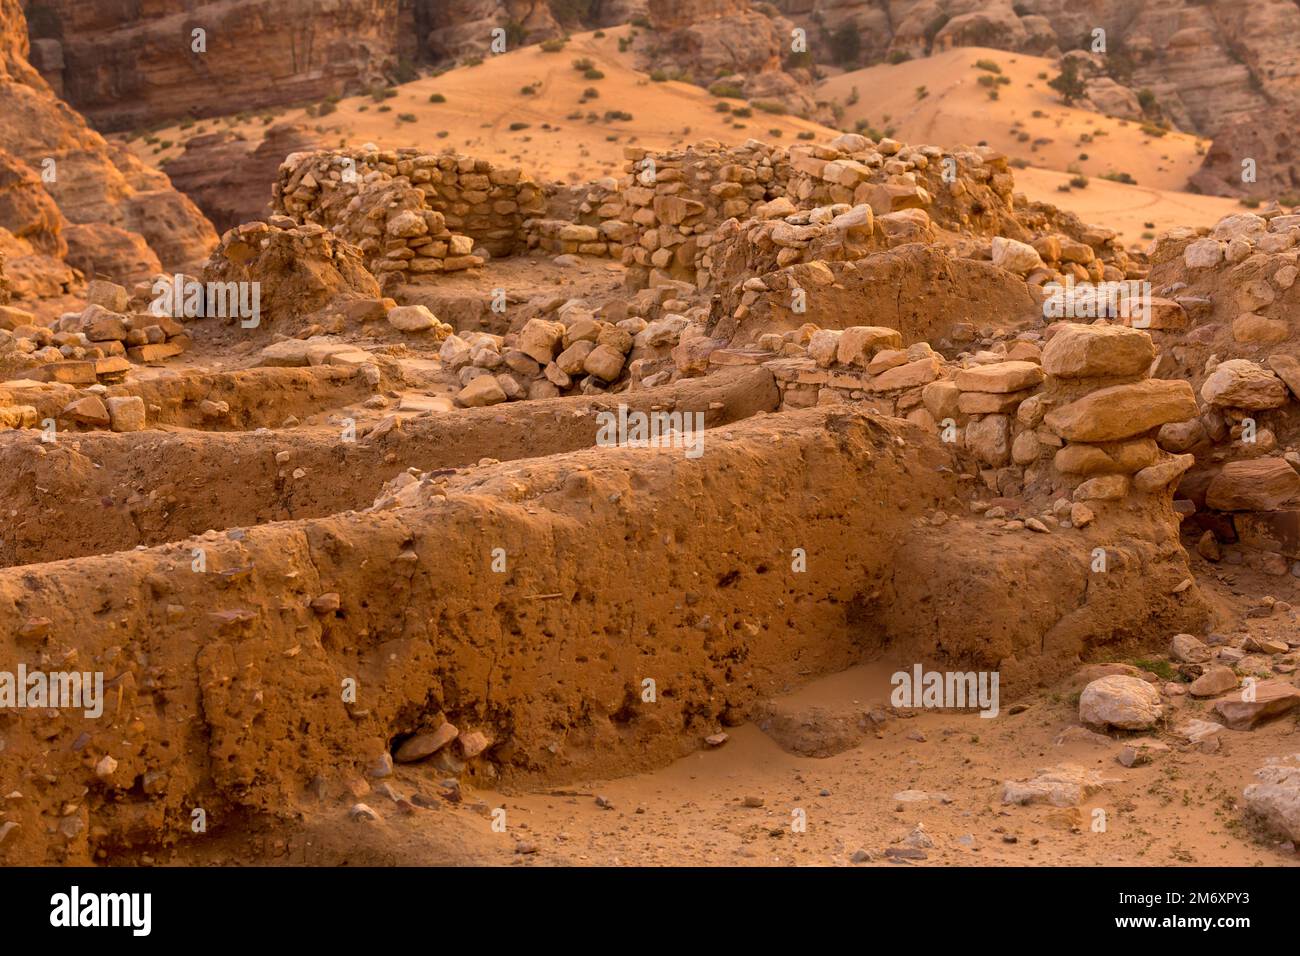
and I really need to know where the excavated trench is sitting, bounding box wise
[0,367,779,567]
[0,403,1204,865]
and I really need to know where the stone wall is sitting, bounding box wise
[273,148,548,283]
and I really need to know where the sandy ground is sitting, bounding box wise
[819,47,1210,192]
[1015,166,1242,248]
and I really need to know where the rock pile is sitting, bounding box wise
[1,277,191,388]
[439,305,644,406]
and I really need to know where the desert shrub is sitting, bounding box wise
[1048,60,1085,105]
[974,58,1001,73]
[429,93,446,103]
[830,23,861,64]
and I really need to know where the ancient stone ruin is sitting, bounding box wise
[0,0,1298,887]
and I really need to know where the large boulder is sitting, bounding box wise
[1243,754,1300,842]
[1205,459,1300,511]
[1079,675,1163,730]
[1200,360,1289,409]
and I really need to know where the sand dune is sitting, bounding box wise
[124,26,834,185]
[818,47,1211,192]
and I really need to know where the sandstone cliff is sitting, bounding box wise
[1,0,216,297]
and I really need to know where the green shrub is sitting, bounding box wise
[429,93,446,103]
[974,58,1001,73]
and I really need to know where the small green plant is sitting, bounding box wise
[752,100,786,114]
[572,57,594,71]
[582,87,599,99]
[429,93,446,103]
[1101,171,1137,184]
[1131,658,1179,682]
[584,68,604,80]
[888,49,911,64]
[709,81,745,99]
[603,109,633,121]
[1069,174,1089,188]
[796,130,815,140]
[974,58,1001,73]
[376,105,391,113]
[540,37,569,53]
[1048,59,1085,105]
[397,113,416,122]
[509,121,530,131]
[915,85,928,100]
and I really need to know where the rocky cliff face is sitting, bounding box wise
[26,1,648,121]
[162,124,326,235]
[427,0,644,60]
[0,0,216,301]
[25,0,408,131]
